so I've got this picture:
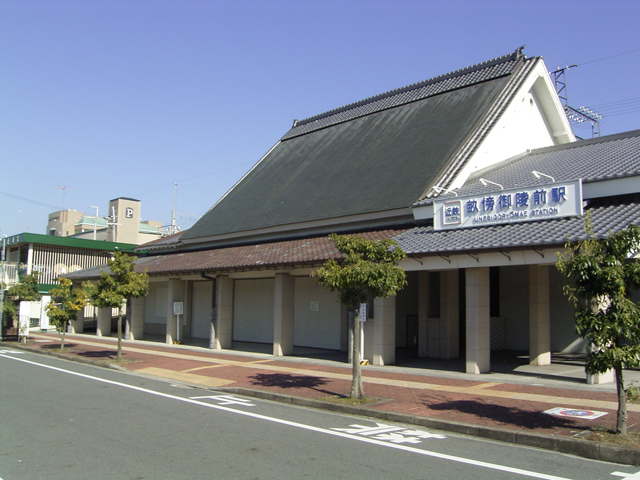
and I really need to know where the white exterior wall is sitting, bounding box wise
[450,62,574,190]
[144,282,168,335]
[293,277,342,350]
[233,278,274,343]
[191,281,213,339]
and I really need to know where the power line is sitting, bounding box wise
[581,97,640,118]
[0,191,63,210]
[578,47,640,67]
[137,161,255,196]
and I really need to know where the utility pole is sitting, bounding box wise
[91,206,99,240]
[170,182,177,236]
[551,65,602,138]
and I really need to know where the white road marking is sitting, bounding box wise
[0,350,24,354]
[190,394,255,406]
[332,422,446,443]
[612,472,640,478]
[0,352,579,480]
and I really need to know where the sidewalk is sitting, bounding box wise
[3,331,639,465]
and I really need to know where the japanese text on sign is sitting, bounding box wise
[434,180,583,230]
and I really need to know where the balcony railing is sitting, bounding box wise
[0,263,21,287]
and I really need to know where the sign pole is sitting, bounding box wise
[359,303,367,364]
[173,302,184,344]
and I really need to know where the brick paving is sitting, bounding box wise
[5,332,640,441]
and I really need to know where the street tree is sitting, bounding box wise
[86,251,148,361]
[557,222,640,435]
[315,234,407,398]
[2,273,41,335]
[46,278,87,350]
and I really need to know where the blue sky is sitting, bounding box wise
[1,0,639,237]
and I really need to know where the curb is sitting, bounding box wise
[3,341,639,466]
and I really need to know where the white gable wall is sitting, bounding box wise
[450,62,575,191]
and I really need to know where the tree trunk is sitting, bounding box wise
[615,365,627,435]
[350,305,364,399]
[60,329,66,351]
[117,309,123,362]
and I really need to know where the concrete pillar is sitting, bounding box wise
[586,370,615,384]
[183,281,192,339]
[439,270,459,359]
[417,271,430,358]
[372,296,396,366]
[586,338,615,383]
[213,276,233,350]
[26,243,34,275]
[70,309,84,334]
[126,296,145,341]
[466,267,490,374]
[96,307,111,337]
[273,273,295,356]
[529,265,551,366]
[166,278,184,344]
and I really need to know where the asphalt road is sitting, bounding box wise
[0,347,638,480]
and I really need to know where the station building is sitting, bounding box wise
[66,48,640,379]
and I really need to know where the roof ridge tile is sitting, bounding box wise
[282,49,530,140]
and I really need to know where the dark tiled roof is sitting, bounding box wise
[282,52,522,140]
[417,129,640,204]
[184,50,532,242]
[396,195,640,255]
[66,230,407,279]
[136,230,186,251]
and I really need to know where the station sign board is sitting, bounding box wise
[433,180,583,230]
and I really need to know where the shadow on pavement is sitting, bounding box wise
[427,399,582,430]
[76,350,118,359]
[41,343,77,350]
[249,372,343,397]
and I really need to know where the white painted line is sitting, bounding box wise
[190,394,255,406]
[611,471,640,478]
[0,353,575,480]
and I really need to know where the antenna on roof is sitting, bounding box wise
[166,182,200,236]
[551,65,602,139]
[54,185,76,209]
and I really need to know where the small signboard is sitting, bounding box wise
[173,302,184,315]
[543,407,607,420]
[359,303,368,322]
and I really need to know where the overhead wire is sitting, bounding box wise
[0,191,63,210]
[562,48,640,121]
[136,161,255,196]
